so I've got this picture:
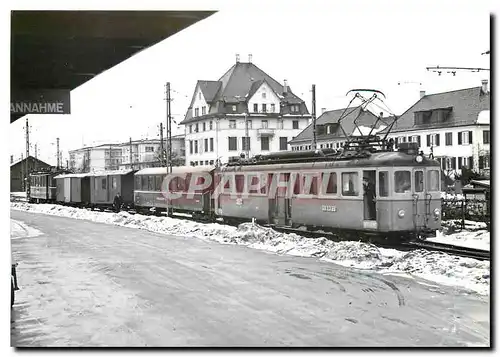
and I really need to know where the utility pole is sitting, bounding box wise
[244,113,249,159]
[129,137,133,169]
[56,137,60,169]
[165,82,172,216]
[25,118,30,196]
[159,122,165,166]
[311,84,317,150]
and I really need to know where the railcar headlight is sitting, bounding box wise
[433,208,441,218]
[398,209,405,218]
[415,155,423,163]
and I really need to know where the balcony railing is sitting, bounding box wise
[257,128,275,136]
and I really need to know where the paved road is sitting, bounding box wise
[10,210,490,347]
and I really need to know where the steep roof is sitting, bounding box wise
[181,61,308,124]
[384,86,490,134]
[198,80,222,103]
[10,155,51,168]
[290,107,386,143]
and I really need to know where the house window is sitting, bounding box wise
[245,120,252,129]
[279,137,288,151]
[292,120,299,129]
[261,136,270,151]
[195,108,199,117]
[210,160,214,165]
[458,157,473,170]
[228,137,237,151]
[262,104,267,113]
[262,92,267,99]
[242,137,251,151]
[210,138,214,152]
[271,104,276,113]
[483,130,490,144]
[195,123,199,132]
[253,103,258,112]
[479,156,490,169]
[261,120,268,128]
[229,120,236,129]
[232,105,237,112]
[189,125,192,134]
[444,157,454,170]
[202,106,206,115]
[427,133,440,146]
[458,131,472,145]
[209,121,213,130]
[145,146,154,152]
[203,122,206,131]
[277,119,284,129]
[189,141,193,154]
[445,132,453,146]
[194,140,198,154]
[204,138,208,152]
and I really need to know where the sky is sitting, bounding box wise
[7,0,494,167]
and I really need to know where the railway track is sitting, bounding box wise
[401,240,490,261]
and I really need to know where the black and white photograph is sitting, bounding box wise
[7,0,494,349]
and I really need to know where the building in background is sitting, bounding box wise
[11,156,52,192]
[289,107,389,151]
[180,55,311,166]
[382,81,490,179]
[69,135,185,172]
[119,135,185,170]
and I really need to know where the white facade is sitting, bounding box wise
[388,123,490,176]
[185,115,310,166]
[192,88,209,117]
[290,138,347,151]
[247,82,281,114]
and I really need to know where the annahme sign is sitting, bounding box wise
[11,89,71,115]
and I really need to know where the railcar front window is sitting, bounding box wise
[394,171,411,193]
[379,171,389,197]
[341,172,358,196]
[427,170,440,191]
[414,171,424,192]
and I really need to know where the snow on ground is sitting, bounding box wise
[440,192,465,200]
[428,229,490,252]
[11,219,43,240]
[11,202,490,296]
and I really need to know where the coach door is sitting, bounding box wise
[412,169,427,231]
[362,170,378,229]
[269,173,291,226]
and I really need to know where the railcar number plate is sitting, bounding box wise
[321,205,337,212]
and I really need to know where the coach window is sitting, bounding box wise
[235,174,245,193]
[112,176,118,189]
[341,172,359,196]
[147,176,154,191]
[155,175,162,191]
[414,171,424,192]
[101,178,107,190]
[322,172,337,194]
[249,175,266,194]
[378,171,389,197]
[135,176,141,190]
[141,176,148,191]
[394,171,411,193]
[427,170,440,191]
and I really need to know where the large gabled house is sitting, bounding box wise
[180,56,311,165]
[11,156,52,192]
[382,80,490,178]
[289,107,390,151]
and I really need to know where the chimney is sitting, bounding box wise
[283,79,288,94]
[248,54,252,63]
[419,90,426,99]
[481,79,488,93]
[322,108,327,114]
[235,53,240,63]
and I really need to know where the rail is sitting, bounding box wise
[402,240,490,261]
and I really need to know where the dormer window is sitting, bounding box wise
[290,105,300,113]
[262,92,266,99]
[414,110,431,125]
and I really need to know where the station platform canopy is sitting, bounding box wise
[11,10,215,123]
